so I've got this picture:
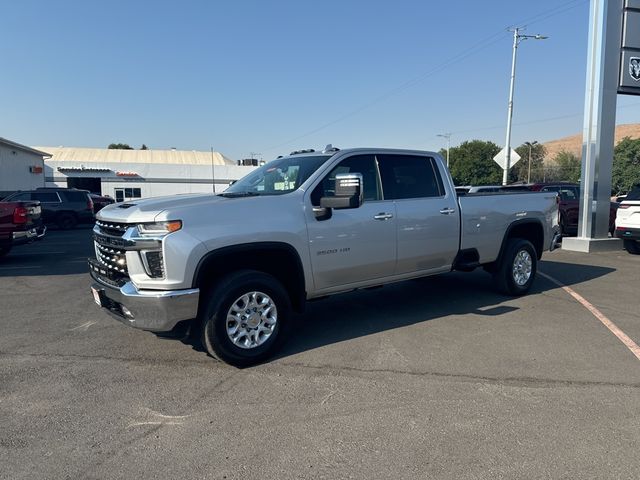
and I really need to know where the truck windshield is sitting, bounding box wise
[223,155,331,196]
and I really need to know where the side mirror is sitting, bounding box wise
[320,173,363,209]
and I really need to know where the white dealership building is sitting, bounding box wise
[37,146,258,202]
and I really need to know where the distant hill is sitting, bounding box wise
[543,123,640,162]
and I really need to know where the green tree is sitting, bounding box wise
[448,140,502,186]
[548,150,581,183]
[108,143,133,150]
[612,137,640,195]
[140,144,148,150]
[513,142,546,183]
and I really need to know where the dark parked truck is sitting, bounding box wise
[0,200,46,257]
[88,147,560,366]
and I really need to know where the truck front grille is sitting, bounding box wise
[93,221,133,284]
[96,220,130,237]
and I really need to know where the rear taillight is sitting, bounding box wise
[618,204,630,209]
[13,206,28,224]
[87,198,94,212]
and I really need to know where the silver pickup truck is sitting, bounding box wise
[89,147,560,366]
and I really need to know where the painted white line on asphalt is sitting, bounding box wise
[9,251,65,256]
[539,271,640,362]
[70,321,97,331]
[0,266,41,270]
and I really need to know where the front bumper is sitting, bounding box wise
[90,271,199,332]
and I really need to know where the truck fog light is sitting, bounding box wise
[121,305,134,319]
[141,250,165,278]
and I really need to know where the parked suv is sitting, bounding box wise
[615,184,640,254]
[4,188,94,229]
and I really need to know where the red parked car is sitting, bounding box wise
[90,193,115,213]
[0,200,46,257]
[526,183,618,236]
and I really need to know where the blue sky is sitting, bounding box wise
[2,0,639,160]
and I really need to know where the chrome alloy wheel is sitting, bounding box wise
[512,249,533,286]
[226,291,277,349]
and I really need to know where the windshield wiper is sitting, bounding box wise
[218,191,260,198]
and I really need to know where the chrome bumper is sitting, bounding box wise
[90,275,199,332]
[12,226,46,244]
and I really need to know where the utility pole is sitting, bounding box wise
[524,140,538,183]
[503,28,548,185]
[210,147,216,193]
[436,133,452,167]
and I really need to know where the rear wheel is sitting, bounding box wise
[0,246,11,258]
[624,239,640,255]
[199,270,291,367]
[57,213,77,229]
[493,238,537,296]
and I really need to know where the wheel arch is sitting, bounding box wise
[497,219,545,262]
[193,242,307,312]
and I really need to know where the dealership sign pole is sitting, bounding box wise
[563,0,627,252]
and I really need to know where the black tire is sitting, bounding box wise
[0,246,11,258]
[624,239,640,255]
[199,270,292,367]
[493,238,537,296]
[57,213,77,230]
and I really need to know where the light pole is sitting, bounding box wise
[436,133,452,167]
[524,140,538,183]
[502,28,548,185]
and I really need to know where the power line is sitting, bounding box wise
[449,102,640,136]
[262,0,589,153]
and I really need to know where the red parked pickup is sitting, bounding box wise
[0,200,46,257]
[526,183,618,236]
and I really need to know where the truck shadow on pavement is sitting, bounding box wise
[271,260,614,361]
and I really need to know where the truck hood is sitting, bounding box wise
[96,193,226,223]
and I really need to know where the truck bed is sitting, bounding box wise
[458,191,559,264]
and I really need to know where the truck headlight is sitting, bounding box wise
[137,220,182,236]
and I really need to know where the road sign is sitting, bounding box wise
[493,147,521,170]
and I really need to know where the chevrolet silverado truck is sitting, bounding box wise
[0,200,46,257]
[89,147,560,366]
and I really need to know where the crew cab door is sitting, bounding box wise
[377,154,460,274]
[306,154,397,291]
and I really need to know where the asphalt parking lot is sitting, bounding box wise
[1,229,639,479]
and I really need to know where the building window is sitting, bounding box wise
[124,188,141,198]
[115,188,142,202]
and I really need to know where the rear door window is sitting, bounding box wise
[62,191,88,202]
[377,155,444,200]
[32,192,60,203]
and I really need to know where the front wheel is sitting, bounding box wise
[0,245,11,258]
[199,270,292,367]
[493,238,537,296]
[624,239,640,255]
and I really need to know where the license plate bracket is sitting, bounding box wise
[91,287,102,306]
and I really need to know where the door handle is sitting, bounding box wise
[439,207,456,215]
[373,213,393,220]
